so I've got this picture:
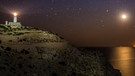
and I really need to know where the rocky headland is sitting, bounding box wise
[0,24,121,76]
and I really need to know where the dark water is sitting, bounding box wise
[101,47,135,76]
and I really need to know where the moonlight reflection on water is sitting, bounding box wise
[108,47,135,76]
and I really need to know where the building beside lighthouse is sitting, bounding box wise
[5,12,21,28]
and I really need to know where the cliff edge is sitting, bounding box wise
[0,24,121,76]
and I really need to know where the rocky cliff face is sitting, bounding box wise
[0,24,121,76]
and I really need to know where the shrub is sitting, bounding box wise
[0,40,1,44]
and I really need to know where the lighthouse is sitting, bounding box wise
[13,12,18,23]
[1,12,22,28]
[7,12,21,28]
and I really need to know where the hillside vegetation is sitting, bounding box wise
[0,24,121,76]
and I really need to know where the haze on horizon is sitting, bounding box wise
[0,0,135,47]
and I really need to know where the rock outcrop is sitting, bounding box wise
[0,24,121,76]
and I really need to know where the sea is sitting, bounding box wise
[91,47,135,76]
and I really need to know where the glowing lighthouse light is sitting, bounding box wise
[13,13,17,16]
[13,12,18,23]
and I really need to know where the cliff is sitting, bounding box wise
[0,24,121,76]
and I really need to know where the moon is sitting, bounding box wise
[118,12,129,23]
[121,14,127,19]
[121,14,128,20]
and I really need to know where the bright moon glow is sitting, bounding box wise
[121,14,127,20]
[13,12,18,16]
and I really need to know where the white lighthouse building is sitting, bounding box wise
[13,13,17,23]
[6,12,22,28]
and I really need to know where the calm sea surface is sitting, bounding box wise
[101,47,135,76]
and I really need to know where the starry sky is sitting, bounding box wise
[0,0,135,47]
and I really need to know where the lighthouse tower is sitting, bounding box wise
[13,13,17,23]
[7,12,21,28]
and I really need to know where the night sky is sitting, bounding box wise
[0,0,135,47]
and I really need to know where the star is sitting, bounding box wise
[106,9,109,13]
